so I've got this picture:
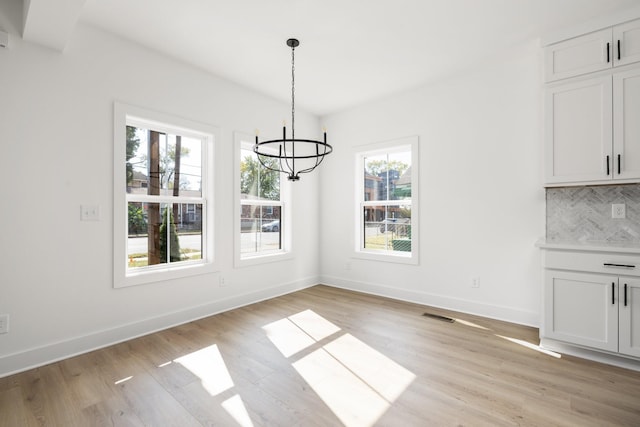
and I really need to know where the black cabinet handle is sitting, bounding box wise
[607,155,610,175]
[607,42,611,63]
[624,283,628,306]
[618,154,621,175]
[612,282,616,304]
[603,263,636,269]
[618,40,621,61]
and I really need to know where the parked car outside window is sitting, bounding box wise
[262,220,280,232]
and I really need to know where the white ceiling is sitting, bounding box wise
[13,0,640,115]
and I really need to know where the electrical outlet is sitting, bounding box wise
[219,276,226,287]
[0,314,9,334]
[471,277,480,288]
[612,203,626,219]
[81,204,100,221]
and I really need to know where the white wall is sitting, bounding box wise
[0,23,321,376]
[0,11,547,377]
[319,39,545,326]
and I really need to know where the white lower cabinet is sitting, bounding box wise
[619,280,640,358]
[544,270,618,352]
[542,248,640,360]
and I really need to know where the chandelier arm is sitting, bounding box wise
[254,139,333,157]
[255,153,283,174]
[279,128,296,180]
[283,141,295,178]
[295,152,330,175]
[279,146,294,177]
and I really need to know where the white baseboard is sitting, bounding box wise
[540,338,640,372]
[320,275,539,327]
[0,277,317,378]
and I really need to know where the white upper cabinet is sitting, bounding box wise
[545,28,612,82]
[545,76,613,184]
[546,18,640,82]
[545,70,640,185]
[614,67,640,180]
[544,16,640,186]
[614,19,640,67]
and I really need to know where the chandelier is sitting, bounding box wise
[254,38,333,181]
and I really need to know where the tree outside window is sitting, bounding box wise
[239,142,284,258]
[356,136,418,263]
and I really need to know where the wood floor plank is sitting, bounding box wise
[81,395,147,427]
[0,385,41,427]
[3,284,640,426]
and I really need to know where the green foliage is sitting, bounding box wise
[126,126,140,185]
[240,155,280,200]
[159,209,181,263]
[365,160,408,177]
[126,127,193,190]
[128,204,147,235]
[393,186,412,199]
[161,142,191,190]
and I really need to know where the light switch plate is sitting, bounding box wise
[0,314,9,334]
[0,30,8,49]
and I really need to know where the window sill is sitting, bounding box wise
[115,261,217,288]
[235,251,293,268]
[353,250,418,265]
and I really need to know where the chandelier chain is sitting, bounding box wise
[291,44,295,140]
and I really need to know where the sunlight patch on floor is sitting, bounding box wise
[264,310,416,427]
[222,394,254,427]
[293,348,390,427]
[496,335,562,358]
[174,344,235,395]
[262,317,317,357]
[169,345,256,425]
[453,318,490,330]
[289,309,342,341]
[262,309,341,357]
[324,333,416,401]
[114,375,133,385]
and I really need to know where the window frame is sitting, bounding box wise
[354,136,419,265]
[113,102,217,288]
[234,132,292,267]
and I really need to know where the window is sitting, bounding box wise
[114,103,217,287]
[355,136,418,264]
[235,132,291,265]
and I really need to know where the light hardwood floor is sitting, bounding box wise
[2,285,640,426]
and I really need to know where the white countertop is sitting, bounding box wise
[536,238,640,254]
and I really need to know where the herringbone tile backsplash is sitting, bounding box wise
[546,184,640,243]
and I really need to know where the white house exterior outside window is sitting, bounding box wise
[114,103,217,288]
[355,136,419,264]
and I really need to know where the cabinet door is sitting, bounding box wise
[545,76,613,184]
[619,279,640,358]
[613,19,640,67]
[544,271,618,352]
[613,68,640,180]
[545,28,612,82]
